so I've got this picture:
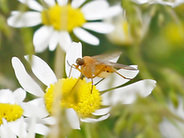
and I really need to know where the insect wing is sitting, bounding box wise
[92,51,122,63]
[103,61,137,70]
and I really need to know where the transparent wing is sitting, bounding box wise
[92,51,122,63]
[102,62,137,70]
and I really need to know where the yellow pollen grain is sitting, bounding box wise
[41,4,86,32]
[0,103,23,125]
[44,78,102,118]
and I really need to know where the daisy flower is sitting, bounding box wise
[106,5,151,46]
[7,0,121,53]
[0,88,42,137]
[0,88,27,138]
[159,98,184,138]
[11,42,156,129]
[0,88,54,137]
[106,14,134,45]
[133,0,184,7]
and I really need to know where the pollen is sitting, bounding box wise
[0,103,23,125]
[44,78,102,118]
[41,4,86,32]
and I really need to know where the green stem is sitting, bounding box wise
[54,46,65,79]
[48,46,68,138]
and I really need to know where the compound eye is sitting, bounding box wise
[76,58,84,65]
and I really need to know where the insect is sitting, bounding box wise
[71,52,137,80]
[68,52,137,93]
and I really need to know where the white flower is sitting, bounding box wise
[133,0,184,7]
[106,5,151,46]
[0,88,53,137]
[0,89,27,138]
[0,88,38,138]
[7,0,121,53]
[106,14,134,45]
[11,42,156,130]
[159,98,184,138]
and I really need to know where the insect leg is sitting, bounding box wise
[94,78,105,86]
[70,73,84,92]
[91,78,93,94]
[67,60,82,77]
[67,73,84,103]
[115,70,132,80]
[67,61,75,77]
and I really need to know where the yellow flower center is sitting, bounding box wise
[44,78,101,118]
[41,4,86,32]
[0,103,23,125]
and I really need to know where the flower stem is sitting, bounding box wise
[48,46,69,138]
[54,46,65,79]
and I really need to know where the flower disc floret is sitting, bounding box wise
[0,103,23,125]
[42,4,86,32]
[44,78,101,118]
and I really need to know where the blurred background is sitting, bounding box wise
[1,0,184,137]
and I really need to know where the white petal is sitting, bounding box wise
[83,22,114,34]
[7,11,41,28]
[102,79,156,105]
[81,0,109,20]
[58,31,72,51]
[33,26,54,53]
[0,119,16,138]
[49,31,60,51]
[44,0,56,7]
[73,27,99,45]
[23,98,49,118]
[13,88,26,103]
[80,114,110,123]
[35,124,50,135]
[26,117,36,138]
[8,117,27,138]
[96,65,139,91]
[132,0,149,4]
[18,0,43,11]
[57,0,68,6]
[104,5,122,18]
[25,55,57,86]
[0,89,15,104]
[66,108,80,129]
[92,107,111,116]
[65,42,82,78]
[71,0,86,8]
[41,117,56,125]
[11,57,44,97]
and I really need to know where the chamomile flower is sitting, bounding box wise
[106,14,134,45]
[11,42,156,129]
[0,88,27,138]
[133,0,184,7]
[0,88,53,137]
[7,0,121,53]
[106,5,150,46]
